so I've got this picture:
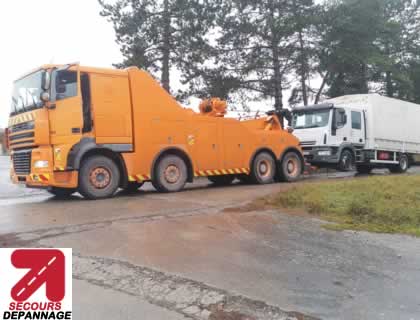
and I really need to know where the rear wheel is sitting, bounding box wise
[47,187,76,198]
[250,152,276,184]
[338,149,354,172]
[278,151,303,182]
[356,165,373,175]
[153,155,188,193]
[389,154,409,174]
[78,155,120,200]
[208,175,235,186]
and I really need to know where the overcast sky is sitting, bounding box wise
[0,0,122,128]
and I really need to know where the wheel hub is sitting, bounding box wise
[89,167,111,189]
[258,160,271,177]
[286,159,298,176]
[164,165,180,184]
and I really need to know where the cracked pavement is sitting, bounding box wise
[1,156,420,319]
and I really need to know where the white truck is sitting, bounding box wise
[292,94,420,174]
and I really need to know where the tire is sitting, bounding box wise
[124,181,144,193]
[356,165,373,175]
[47,187,76,198]
[250,152,276,184]
[153,154,188,193]
[78,155,121,200]
[338,149,354,172]
[278,151,303,182]
[389,154,409,174]
[208,175,235,186]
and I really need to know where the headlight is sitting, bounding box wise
[34,160,49,168]
[318,150,331,156]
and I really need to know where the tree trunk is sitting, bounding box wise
[386,71,393,97]
[315,72,329,104]
[298,30,308,106]
[161,0,171,93]
[272,46,283,112]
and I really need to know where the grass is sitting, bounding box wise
[262,175,420,237]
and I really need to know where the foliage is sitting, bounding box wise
[99,0,420,108]
[263,176,420,237]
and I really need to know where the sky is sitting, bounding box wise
[0,0,122,128]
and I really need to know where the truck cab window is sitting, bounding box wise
[56,71,77,100]
[351,111,362,130]
[81,73,92,133]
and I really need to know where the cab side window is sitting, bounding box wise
[56,71,77,100]
[351,111,362,130]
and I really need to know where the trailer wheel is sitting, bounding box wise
[338,149,354,172]
[356,165,373,175]
[124,181,144,193]
[208,175,235,186]
[47,187,76,198]
[389,154,409,174]
[278,151,303,182]
[250,152,276,184]
[153,154,187,193]
[78,155,120,200]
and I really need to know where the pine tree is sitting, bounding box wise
[98,0,217,94]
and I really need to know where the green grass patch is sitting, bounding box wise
[263,176,420,237]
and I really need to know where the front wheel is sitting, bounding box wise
[389,154,409,174]
[47,187,76,198]
[78,156,121,200]
[338,149,355,172]
[153,155,188,193]
[278,151,303,182]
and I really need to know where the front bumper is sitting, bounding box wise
[302,146,340,164]
[10,146,78,189]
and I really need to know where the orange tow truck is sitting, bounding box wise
[6,64,303,199]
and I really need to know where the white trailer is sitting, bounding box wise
[291,94,420,173]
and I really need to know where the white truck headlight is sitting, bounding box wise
[318,150,331,156]
[34,160,49,168]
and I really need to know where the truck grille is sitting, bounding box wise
[10,121,35,134]
[12,150,32,175]
[300,141,316,146]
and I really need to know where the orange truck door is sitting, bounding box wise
[49,66,84,145]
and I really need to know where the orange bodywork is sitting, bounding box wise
[7,64,302,190]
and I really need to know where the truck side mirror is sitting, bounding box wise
[41,71,51,90]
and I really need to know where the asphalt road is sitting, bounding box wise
[0,156,419,320]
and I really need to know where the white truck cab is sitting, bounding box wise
[292,100,366,171]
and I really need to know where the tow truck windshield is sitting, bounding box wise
[10,70,45,116]
[292,109,330,129]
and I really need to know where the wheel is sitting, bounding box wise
[208,175,235,186]
[47,187,75,198]
[389,154,409,174]
[338,149,354,172]
[124,181,144,193]
[250,152,276,184]
[278,151,303,182]
[356,165,373,175]
[78,155,121,200]
[153,154,188,193]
